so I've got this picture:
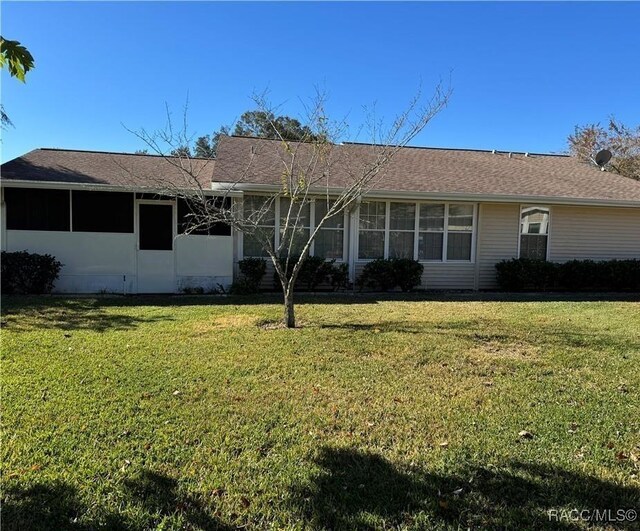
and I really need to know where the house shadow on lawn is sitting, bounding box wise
[289,447,640,530]
[1,298,174,333]
[2,470,233,531]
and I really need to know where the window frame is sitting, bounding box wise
[240,195,347,261]
[517,205,551,261]
[356,200,477,263]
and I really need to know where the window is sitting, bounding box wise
[418,204,444,260]
[242,195,275,257]
[357,201,476,261]
[389,203,416,258]
[520,206,549,260]
[139,204,173,250]
[314,199,344,259]
[446,204,474,260]
[358,201,386,259]
[72,191,133,233]
[5,187,70,231]
[280,198,311,256]
[177,197,231,236]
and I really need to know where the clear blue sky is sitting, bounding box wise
[2,1,639,162]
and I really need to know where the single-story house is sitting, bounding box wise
[1,135,639,293]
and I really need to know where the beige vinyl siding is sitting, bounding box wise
[476,203,520,289]
[354,261,475,290]
[549,206,640,261]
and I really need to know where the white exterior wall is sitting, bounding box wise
[548,205,640,261]
[4,230,137,293]
[176,235,234,291]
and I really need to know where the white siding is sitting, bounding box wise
[549,205,640,261]
[476,203,520,289]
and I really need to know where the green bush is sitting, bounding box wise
[328,262,350,291]
[1,250,63,294]
[272,255,348,291]
[495,258,640,292]
[356,258,424,292]
[230,257,267,294]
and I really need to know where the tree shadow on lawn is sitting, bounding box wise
[290,447,640,530]
[1,298,174,333]
[2,470,233,531]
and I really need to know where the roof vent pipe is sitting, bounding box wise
[508,152,512,159]
[492,149,496,154]
[524,152,529,157]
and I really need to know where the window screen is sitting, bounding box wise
[358,201,386,259]
[177,198,231,236]
[139,204,173,250]
[446,204,473,261]
[5,187,70,231]
[72,191,133,233]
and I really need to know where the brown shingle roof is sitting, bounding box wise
[212,136,640,204]
[1,148,214,190]
[3,140,640,205]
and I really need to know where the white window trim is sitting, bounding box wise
[517,204,551,261]
[240,195,347,261]
[356,200,477,263]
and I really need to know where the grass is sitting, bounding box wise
[1,293,639,530]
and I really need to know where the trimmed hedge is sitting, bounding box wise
[495,258,640,292]
[1,250,62,294]
[356,258,424,292]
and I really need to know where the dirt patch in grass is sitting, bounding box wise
[192,314,259,332]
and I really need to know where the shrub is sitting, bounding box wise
[356,258,423,292]
[392,258,424,292]
[495,258,640,292]
[1,250,63,294]
[272,255,348,291]
[230,257,267,294]
[329,262,350,291]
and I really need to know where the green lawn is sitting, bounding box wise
[1,294,639,530]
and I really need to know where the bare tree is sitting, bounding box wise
[568,118,640,180]
[125,85,451,328]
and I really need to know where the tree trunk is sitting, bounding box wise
[283,287,296,328]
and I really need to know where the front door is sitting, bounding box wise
[137,202,175,293]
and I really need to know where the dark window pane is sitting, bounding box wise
[139,204,173,250]
[177,198,231,236]
[418,232,443,260]
[243,231,274,257]
[389,231,414,258]
[72,191,133,233]
[446,232,472,260]
[520,234,548,260]
[314,229,344,259]
[5,187,70,231]
[358,231,384,259]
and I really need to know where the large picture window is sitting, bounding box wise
[5,187,70,231]
[72,191,134,233]
[358,201,386,259]
[358,201,476,262]
[520,206,549,260]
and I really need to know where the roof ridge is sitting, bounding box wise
[227,135,569,158]
[36,147,214,160]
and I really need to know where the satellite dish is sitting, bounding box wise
[595,149,612,166]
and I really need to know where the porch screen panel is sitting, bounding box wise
[5,187,70,231]
[418,204,444,260]
[72,191,134,233]
[389,203,416,258]
[314,199,344,259]
[358,201,385,259]
[446,204,473,261]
